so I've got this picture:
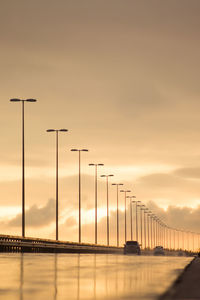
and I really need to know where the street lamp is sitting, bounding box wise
[132,200,141,242]
[143,208,149,249]
[10,98,37,237]
[89,163,104,244]
[100,174,114,246]
[112,183,123,246]
[47,128,68,240]
[148,212,153,249]
[126,196,136,241]
[71,149,89,243]
[138,204,145,248]
[141,207,147,249]
[120,190,131,243]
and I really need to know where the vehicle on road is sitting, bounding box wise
[124,241,141,255]
[154,246,165,255]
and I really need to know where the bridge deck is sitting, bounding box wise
[0,234,123,254]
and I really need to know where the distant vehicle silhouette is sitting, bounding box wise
[154,246,165,255]
[124,241,141,255]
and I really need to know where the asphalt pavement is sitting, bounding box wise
[159,256,200,300]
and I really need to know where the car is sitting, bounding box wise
[154,246,165,255]
[124,241,141,255]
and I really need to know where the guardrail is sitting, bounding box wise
[0,234,123,254]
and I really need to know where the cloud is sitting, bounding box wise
[135,170,200,207]
[59,200,200,245]
[173,167,200,179]
[147,200,200,232]
[7,199,55,227]
[64,216,77,228]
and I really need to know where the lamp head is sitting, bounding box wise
[26,99,37,102]
[10,98,21,102]
[59,129,68,132]
[46,129,56,132]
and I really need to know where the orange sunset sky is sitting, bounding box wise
[0,0,200,245]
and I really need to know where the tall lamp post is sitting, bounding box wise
[100,174,114,246]
[147,211,151,249]
[47,128,68,240]
[71,149,89,243]
[89,163,104,244]
[139,204,145,248]
[149,213,153,249]
[142,208,148,249]
[120,190,131,243]
[10,98,37,237]
[182,230,184,250]
[126,196,136,241]
[112,183,123,247]
[132,200,141,242]
[152,215,157,248]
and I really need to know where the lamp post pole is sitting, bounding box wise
[47,128,68,240]
[143,209,148,249]
[174,228,176,250]
[120,190,131,244]
[126,196,136,241]
[10,98,37,237]
[71,149,89,243]
[147,212,151,249]
[139,205,145,249]
[100,174,114,246]
[132,201,141,242]
[153,216,156,249]
[170,227,172,250]
[150,214,153,249]
[112,183,123,247]
[187,231,190,251]
[155,217,158,246]
[89,163,104,244]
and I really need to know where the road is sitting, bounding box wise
[0,253,192,300]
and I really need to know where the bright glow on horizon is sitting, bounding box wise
[0,163,177,182]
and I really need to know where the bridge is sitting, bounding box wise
[0,234,123,254]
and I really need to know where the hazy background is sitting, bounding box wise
[0,0,200,244]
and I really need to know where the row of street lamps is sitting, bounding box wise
[129,200,200,251]
[9,98,200,251]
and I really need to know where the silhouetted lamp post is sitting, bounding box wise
[89,163,104,244]
[100,174,114,246]
[126,196,136,241]
[143,208,148,249]
[47,128,68,240]
[120,190,131,243]
[112,183,123,246]
[132,200,141,242]
[10,98,37,237]
[71,149,89,243]
[139,204,145,248]
[147,212,152,249]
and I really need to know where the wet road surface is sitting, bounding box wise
[0,253,192,300]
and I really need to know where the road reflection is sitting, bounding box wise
[19,253,24,300]
[0,253,192,300]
